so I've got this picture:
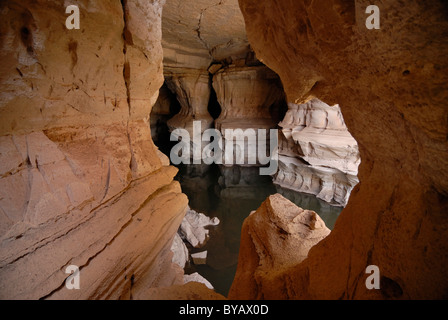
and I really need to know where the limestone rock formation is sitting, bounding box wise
[170,205,219,289]
[228,194,330,299]
[211,66,284,170]
[274,99,360,206]
[236,0,448,299]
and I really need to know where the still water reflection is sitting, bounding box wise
[175,164,343,296]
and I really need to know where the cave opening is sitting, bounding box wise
[150,82,181,156]
[148,0,362,297]
[1,0,445,301]
[150,76,360,295]
[207,84,221,120]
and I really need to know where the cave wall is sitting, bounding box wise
[2,0,447,301]
[232,0,448,299]
[0,0,189,299]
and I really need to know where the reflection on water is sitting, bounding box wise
[275,186,342,230]
[174,164,343,297]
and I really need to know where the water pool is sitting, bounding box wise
[175,164,343,296]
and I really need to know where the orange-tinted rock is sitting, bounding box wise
[142,281,226,300]
[0,0,191,300]
[162,0,249,69]
[165,68,214,136]
[228,194,330,299]
[235,0,448,299]
[213,66,284,132]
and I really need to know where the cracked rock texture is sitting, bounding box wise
[160,0,265,148]
[235,0,448,299]
[162,0,250,69]
[0,0,192,299]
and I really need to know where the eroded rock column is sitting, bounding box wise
[212,66,284,170]
[213,66,283,132]
[165,68,214,136]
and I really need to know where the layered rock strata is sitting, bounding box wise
[274,99,360,206]
[212,66,284,169]
[163,68,214,167]
[274,156,358,206]
[160,1,284,172]
[0,0,204,300]
[165,69,214,137]
[234,0,448,299]
[279,99,360,175]
[213,66,284,132]
[162,64,285,170]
